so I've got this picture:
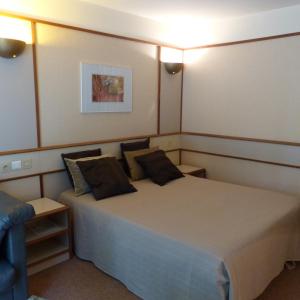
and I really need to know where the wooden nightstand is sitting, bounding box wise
[177,164,207,178]
[25,198,72,275]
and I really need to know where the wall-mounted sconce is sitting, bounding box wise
[164,62,183,75]
[0,16,32,59]
[0,38,26,58]
[160,47,183,75]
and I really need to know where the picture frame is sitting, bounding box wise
[80,62,132,113]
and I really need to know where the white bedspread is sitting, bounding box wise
[59,176,300,300]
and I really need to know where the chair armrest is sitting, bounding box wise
[0,191,35,244]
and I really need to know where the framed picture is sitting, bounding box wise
[81,62,132,113]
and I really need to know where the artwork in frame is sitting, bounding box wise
[81,63,132,113]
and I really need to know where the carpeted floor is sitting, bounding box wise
[29,257,300,300]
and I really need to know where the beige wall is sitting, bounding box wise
[183,37,300,142]
[36,23,159,145]
[0,20,181,200]
[181,135,300,196]
[0,44,37,151]
[160,64,182,134]
[2,13,299,200]
[181,149,300,196]
[181,36,300,196]
[0,135,180,201]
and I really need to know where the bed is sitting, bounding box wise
[59,175,300,300]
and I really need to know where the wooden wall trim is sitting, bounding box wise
[0,11,183,50]
[39,174,44,197]
[186,31,300,50]
[157,46,161,135]
[2,130,298,157]
[0,133,180,156]
[180,65,184,133]
[0,148,180,184]
[181,148,300,169]
[31,21,41,147]
[0,169,65,184]
[2,146,299,186]
[179,149,182,165]
[181,132,300,147]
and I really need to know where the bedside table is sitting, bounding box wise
[177,164,207,178]
[25,198,72,275]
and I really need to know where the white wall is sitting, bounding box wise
[183,37,300,142]
[1,1,300,199]
[210,5,300,46]
[181,135,300,196]
[181,34,300,196]
[160,64,182,134]
[0,44,37,151]
[36,23,158,146]
[0,16,182,200]
[181,150,300,196]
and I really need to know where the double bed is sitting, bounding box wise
[59,175,300,300]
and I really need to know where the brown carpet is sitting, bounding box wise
[29,257,300,300]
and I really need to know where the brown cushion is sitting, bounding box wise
[77,157,137,200]
[61,148,102,186]
[124,147,158,181]
[120,138,150,174]
[135,150,184,186]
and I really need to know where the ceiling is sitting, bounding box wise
[81,0,300,22]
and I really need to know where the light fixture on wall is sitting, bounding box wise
[0,16,32,59]
[160,47,183,75]
[0,38,26,58]
[164,62,183,75]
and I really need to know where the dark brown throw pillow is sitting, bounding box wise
[77,157,137,200]
[61,148,102,187]
[135,150,184,186]
[120,138,150,175]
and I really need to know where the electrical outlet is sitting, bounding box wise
[0,161,10,173]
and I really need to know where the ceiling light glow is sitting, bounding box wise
[0,16,32,44]
[160,47,183,63]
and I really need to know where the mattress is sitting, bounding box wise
[59,175,300,300]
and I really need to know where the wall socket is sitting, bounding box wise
[0,161,10,173]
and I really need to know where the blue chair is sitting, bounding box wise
[0,191,35,300]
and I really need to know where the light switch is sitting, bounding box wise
[11,160,22,170]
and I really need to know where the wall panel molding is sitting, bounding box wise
[186,31,300,50]
[31,21,42,147]
[0,133,180,157]
[157,46,161,134]
[0,148,180,184]
[181,132,300,147]
[181,148,300,170]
